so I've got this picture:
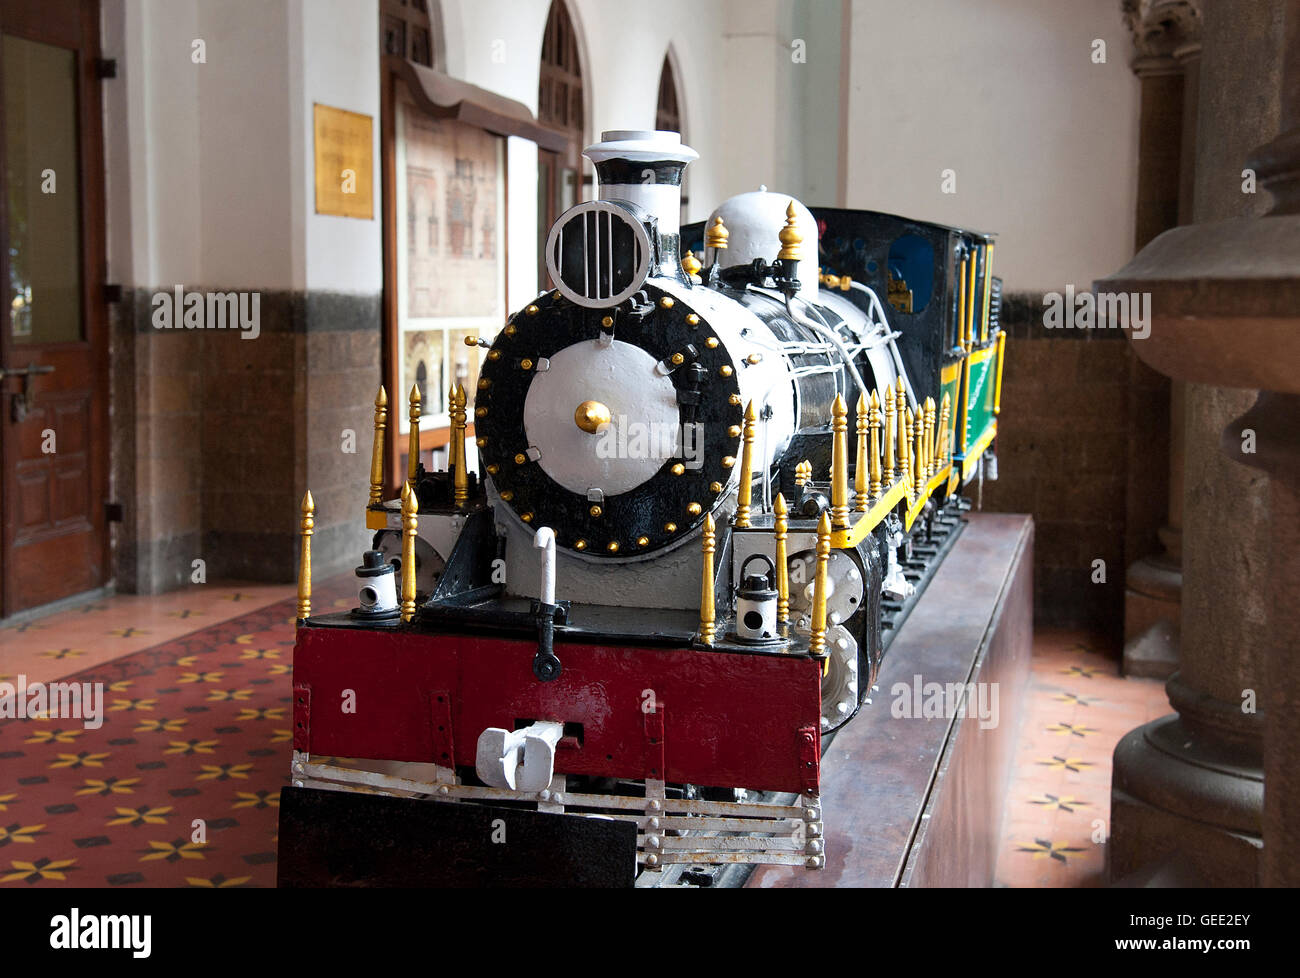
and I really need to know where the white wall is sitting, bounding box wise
[842,0,1140,291]
[293,0,382,295]
[437,0,734,311]
[103,0,380,295]
[103,0,1140,300]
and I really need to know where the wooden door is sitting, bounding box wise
[0,0,107,616]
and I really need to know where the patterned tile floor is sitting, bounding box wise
[0,578,354,888]
[1,584,296,686]
[992,629,1169,887]
[3,586,1169,887]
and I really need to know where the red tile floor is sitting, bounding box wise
[2,584,1169,887]
[993,629,1169,887]
[0,578,351,888]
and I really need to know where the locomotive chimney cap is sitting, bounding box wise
[585,130,698,166]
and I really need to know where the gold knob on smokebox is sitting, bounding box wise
[574,400,612,434]
[778,201,803,262]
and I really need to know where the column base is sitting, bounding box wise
[1110,715,1263,886]
[1122,553,1181,678]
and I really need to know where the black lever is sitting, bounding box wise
[532,599,562,681]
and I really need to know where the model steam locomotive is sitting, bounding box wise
[279,130,1006,887]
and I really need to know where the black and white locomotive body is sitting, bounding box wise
[281,130,1007,885]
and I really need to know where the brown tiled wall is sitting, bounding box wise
[980,291,1169,642]
[110,290,381,593]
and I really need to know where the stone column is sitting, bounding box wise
[1120,1,1202,679]
[1227,0,1300,886]
[1100,0,1296,886]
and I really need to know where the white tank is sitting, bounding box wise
[707,189,820,304]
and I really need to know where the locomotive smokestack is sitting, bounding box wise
[584,130,698,284]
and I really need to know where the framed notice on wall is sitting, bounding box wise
[313,103,374,219]
[393,92,504,435]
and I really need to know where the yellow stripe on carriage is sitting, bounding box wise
[965,249,977,348]
[981,243,994,345]
[829,476,908,549]
[961,424,998,482]
[956,255,968,349]
[903,463,953,532]
[994,330,1007,416]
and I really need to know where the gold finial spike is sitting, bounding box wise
[407,383,422,483]
[882,386,895,485]
[914,404,925,495]
[919,397,931,481]
[735,400,758,528]
[699,512,716,646]
[400,481,418,623]
[868,390,883,500]
[368,386,388,507]
[777,200,803,262]
[452,384,469,507]
[445,384,459,477]
[924,397,937,478]
[830,393,850,530]
[854,392,868,511]
[897,380,910,490]
[938,391,951,466]
[904,406,915,495]
[795,459,812,487]
[297,490,314,621]
[928,396,938,477]
[705,215,729,252]
[809,512,831,657]
[682,251,702,278]
[774,493,790,627]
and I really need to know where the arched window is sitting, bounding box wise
[537,1,586,288]
[654,54,687,222]
[655,56,680,134]
[380,0,438,68]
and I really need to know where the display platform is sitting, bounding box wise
[748,511,1034,888]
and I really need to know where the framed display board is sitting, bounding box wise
[390,92,504,446]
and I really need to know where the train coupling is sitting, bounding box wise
[475,720,565,792]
